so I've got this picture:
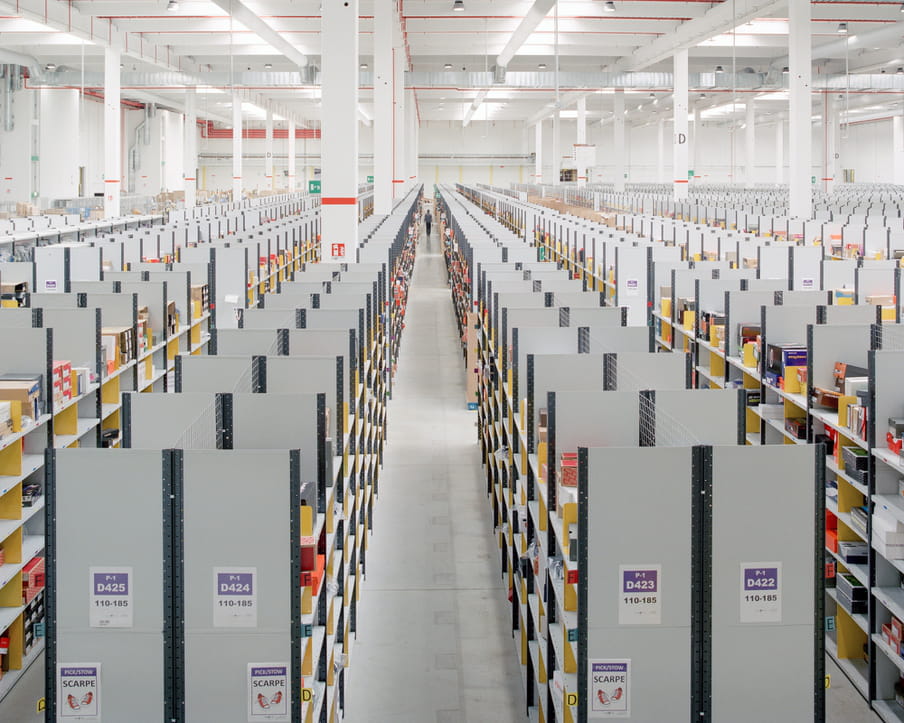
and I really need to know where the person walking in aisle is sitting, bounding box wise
[424,208,433,238]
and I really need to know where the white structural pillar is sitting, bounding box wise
[825,98,839,193]
[614,89,625,192]
[183,86,197,208]
[407,90,418,184]
[392,19,406,196]
[673,49,689,200]
[373,0,393,214]
[552,109,561,185]
[775,119,784,185]
[657,119,665,184]
[535,121,543,182]
[745,101,755,184]
[288,119,297,191]
[232,95,243,201]
[691,105,699,181]
[103,47,121,219]
[789,0,812,219]
[321,0,359,258]
[576,96,587,185]
[894,115,904,185]
[265,109,274,190]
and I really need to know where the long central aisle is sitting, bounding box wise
[344,229,524,722]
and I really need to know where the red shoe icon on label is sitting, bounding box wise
[598,689,610,705]
[67,694,80,710]
[271,691,282,705]
[81,692,93,706]
[612,687,623,701]
[257,693,271,709]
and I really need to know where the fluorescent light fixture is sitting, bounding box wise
[44,63,56,71]
[444,63,453,70]
[900,2,904,11]
[538,63,547,70]
[782,66,789,73]
[715,65,724,73]
[837,22,847,34]
[360,63,368,69]
[167,0,178,11]
[603,1,616,11]
[264,63,273,70]
[452,0,465,12]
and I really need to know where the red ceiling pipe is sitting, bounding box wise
[198,120,321,139]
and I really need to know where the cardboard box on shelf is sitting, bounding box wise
[102,326,136,367]
[0,375,42,419]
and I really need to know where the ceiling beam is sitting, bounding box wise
[208,0,309,68]
[496,0,557,69]
[611,0,785,73]
[462,88,490,127]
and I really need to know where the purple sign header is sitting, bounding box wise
[93,573,129,595]
[217,572,253,595]
[592,662,628,674]
[622,569,658,593]
[61,668,97,677]
[744,567,778,591]
[251,667,286,677]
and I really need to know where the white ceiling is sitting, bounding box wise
[1,0,903,126]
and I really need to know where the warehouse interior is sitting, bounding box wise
[1,1,904,722]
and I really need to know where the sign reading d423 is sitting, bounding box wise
[618,564,661,625]
[247,664,290,722]
[58,664,101,720]
[589,659,630,718]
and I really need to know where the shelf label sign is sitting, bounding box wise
[89,567,133,628]
[618,565,661,625]
[45,280,58,292]
[213,567,258,627]
[625,279,640,297]
[57,664,101,720]
[588,659,630,718]
[247,664,289,721]
[740,562,782,623]
[801,277,815,290]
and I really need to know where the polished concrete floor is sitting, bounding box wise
[0,226,883,722]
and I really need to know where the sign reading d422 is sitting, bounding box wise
[308,180,321,194]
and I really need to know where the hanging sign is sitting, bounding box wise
[740,562,782,623]
[625,279,640,297]
[57,664,101,720]
[213,567,258,627]
[588,659,630,718]
[89,567,133,628]
[247,664,290,721]
[618,565,661,625]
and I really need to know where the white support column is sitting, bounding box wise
[894,115,904,186]
[265,108,274,191]
[657,119,665,184]
[825,97,839,193]
[576,96,587,185]
[672,49,689,200]
[321,0,359,258]
[789,0,812,219]
[775,119,784,185]
[288,119,297,192]
[183,86,197,208]
[535,121,543,183]
[552,109,561,185]
[407,90,417,184]
[745,101,755,185]
[103,47,121,219]
[392,17,406,197]
[691,105,699,181]
[614,89,625,192]
[232,95,242,201]
[374,0,393,213]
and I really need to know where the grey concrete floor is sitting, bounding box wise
[0,226,883,723]
[342,228,524,722]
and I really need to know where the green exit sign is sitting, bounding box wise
[367,175,374,183]
[308,180,321,194]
